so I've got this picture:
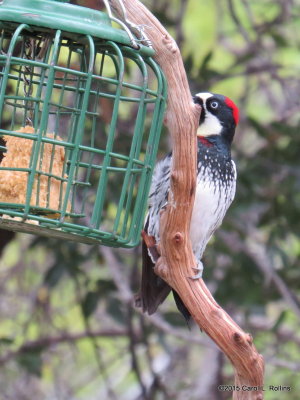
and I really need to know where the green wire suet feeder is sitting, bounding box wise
[0,0,167,247]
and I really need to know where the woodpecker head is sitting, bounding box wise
[193,92,239,144]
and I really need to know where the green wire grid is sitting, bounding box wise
[0,0,167,247]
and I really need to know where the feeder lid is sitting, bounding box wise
[0,0,154,56]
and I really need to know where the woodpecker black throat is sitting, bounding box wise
[136,92,239,323]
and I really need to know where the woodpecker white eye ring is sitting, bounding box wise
[210,101,219,109]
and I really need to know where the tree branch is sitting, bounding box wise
[109,1,264,398]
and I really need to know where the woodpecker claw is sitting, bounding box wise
[192,267,201,272]
[189,261,204,280]
[189,273,202,280]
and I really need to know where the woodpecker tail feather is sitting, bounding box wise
[135,240,171,314]
[172,290,191,324]
[135,240,191,324]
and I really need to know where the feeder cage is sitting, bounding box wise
[0,0,167,247]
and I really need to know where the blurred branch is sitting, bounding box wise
[220,229,300,320]
[240,0,255,27]
[0,328,128,365]
[267,358,300,372]
[174,0,188,47]
[249,316,300,347]
[140,317,174,400]
[252,1,292,34]
[194,346,224,400]
[246,240,300,319]
[227,0,250,42]
[127,305,148,399]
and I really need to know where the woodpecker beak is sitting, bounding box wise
[193,95,205,126]
[199,105,205,125]
[193,95,202,106]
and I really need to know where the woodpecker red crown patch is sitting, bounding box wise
[225,97,239,125]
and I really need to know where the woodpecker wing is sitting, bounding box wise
[137,164,192,323]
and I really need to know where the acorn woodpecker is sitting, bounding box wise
[137,92,239,322]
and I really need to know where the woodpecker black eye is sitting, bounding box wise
[210,101,219,109]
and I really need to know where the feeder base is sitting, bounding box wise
[0,217,100,245]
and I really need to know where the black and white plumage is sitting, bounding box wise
[137,92,239,322]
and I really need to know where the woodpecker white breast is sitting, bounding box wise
[138,92,239,321]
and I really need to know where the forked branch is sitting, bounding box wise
[109,1,264,398]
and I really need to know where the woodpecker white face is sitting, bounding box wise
[194,92,239,142]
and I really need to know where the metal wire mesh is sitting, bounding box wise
[0,22,166,246]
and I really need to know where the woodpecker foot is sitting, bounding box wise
[189,261,203,280]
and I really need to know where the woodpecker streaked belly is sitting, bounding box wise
[137,92,239,322]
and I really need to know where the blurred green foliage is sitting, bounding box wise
[0,0,299,399]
